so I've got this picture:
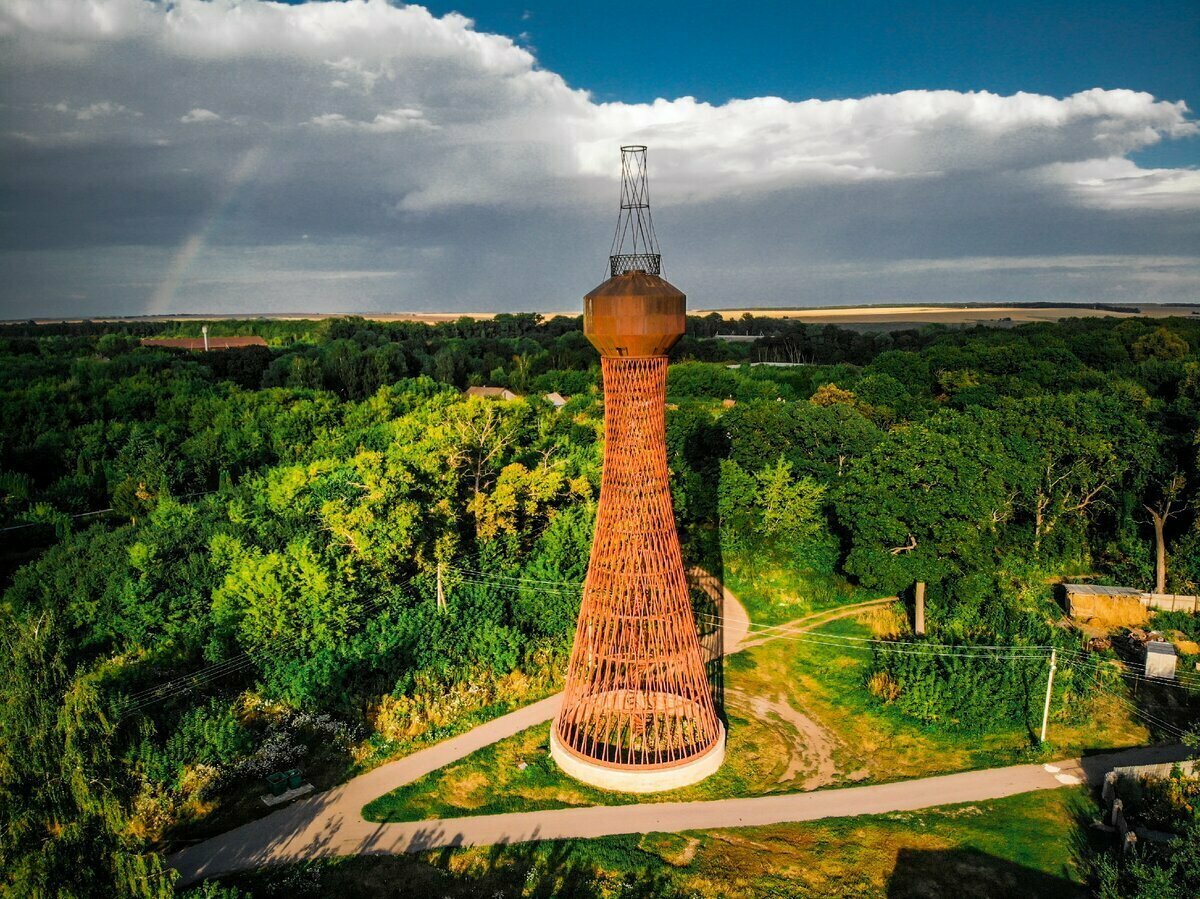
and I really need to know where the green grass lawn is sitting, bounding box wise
[363,611,1148,824]
[361,696,806,822]
[742,614,1150,782]
[721,551,880,626]
[222,788,1095,899]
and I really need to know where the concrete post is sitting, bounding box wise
[914,581,925,636]
[1039,648,1057,744]
[1102,771,1117,806]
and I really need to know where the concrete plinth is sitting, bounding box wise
[549,722,725,794]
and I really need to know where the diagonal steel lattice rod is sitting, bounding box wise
[607,145,662,278]
[555,354,723,769]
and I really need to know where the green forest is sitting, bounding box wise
[2,312,1199,898]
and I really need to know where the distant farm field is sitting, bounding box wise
[16,302,1198,329]
[695,303,1200,328]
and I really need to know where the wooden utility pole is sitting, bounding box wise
[914,581,926,636]
[1040,648,1057,744]
[436,563,447,613]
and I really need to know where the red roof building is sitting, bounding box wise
[140,336,268,351]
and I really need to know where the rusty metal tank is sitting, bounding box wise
[584,269,685,358]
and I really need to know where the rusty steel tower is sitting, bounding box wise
[550,146,725,792]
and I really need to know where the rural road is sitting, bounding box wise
[169,586,1182,888]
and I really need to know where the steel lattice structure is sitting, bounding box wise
[607,145,662,277]
[552,147,723,786]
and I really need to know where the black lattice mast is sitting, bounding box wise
[608,145,662,277]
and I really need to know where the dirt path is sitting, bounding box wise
[725,687,839,789]
[735,596,897,652]
[720,597,896,790]
[169,576,752,883]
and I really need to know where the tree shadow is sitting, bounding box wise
[214,832,682,898]
[886,846,1085,898]
[689,563,726,728]
[1066,785,1110,895]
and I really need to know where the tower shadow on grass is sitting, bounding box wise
[221,836,681,898]
[886,847,1085,899]
[689,565,726,728]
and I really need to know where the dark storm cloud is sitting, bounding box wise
[0,0,1197,318]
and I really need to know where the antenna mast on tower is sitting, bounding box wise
[608,145,662,278]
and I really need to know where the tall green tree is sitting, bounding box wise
[838,418,1008,594]
[0,614,174,898]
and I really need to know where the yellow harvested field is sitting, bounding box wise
[695,304,1199,326]
[20,304,1199,328]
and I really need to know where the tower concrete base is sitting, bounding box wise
[549,722,725,794]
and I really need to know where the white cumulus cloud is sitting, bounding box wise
[180,107,221,124]
[308,106,435,133]
[0,0,1196,317]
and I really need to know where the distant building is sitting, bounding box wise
[1062,582,1200,622]
[141,336,267,351]
[725,362,815,368]
[544,391,568,410]
[464,386,520,401]
[1144,641,1177,680]
[714,333,763,342]
[1062,583,1149,626]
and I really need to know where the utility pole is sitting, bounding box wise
[436,562,446,613]
[914,581,926,636]
[1040,648,1057,744]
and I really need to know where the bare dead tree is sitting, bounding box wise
[1142,471,1188,594]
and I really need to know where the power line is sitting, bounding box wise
[123,589,400,712]
[1056,647,1200,693]
[450,575,583,598]
[702,613,1191,739]
[445,566,583,590]
[447,567,1062,658]
[698,616,1053,661]
[118,562,1199,736]
[698,610,1059,654]
[442,565,1197,675]
[1071,652,1189,739]
[121,578,416,716]
[1,490,219,533]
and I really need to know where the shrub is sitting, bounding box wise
[867,670,901,702]
[868,641,1051,731]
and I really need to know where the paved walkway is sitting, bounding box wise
[171,742,1189,885]
[172,576,755,885]
[169,586,1182,887]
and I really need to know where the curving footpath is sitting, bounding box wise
[171,742,1189,886]
[171,577,754,886]
[169,589,1185,887]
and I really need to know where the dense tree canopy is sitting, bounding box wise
[3,310,1200,896]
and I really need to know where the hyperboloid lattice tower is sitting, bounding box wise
[550,146,725,792]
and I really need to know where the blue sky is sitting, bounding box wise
[419,0,1200,166]
[1,0,1198,317]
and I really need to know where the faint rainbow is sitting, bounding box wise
[146,145,267,314]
